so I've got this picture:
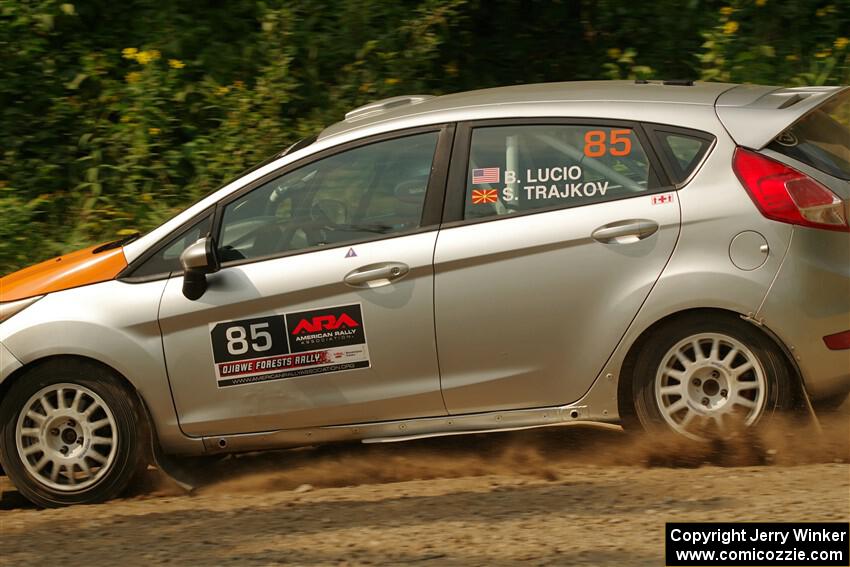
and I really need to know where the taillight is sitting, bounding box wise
[732,148,849,232]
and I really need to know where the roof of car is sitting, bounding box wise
[319,80,738,139]
[320,80,848,152]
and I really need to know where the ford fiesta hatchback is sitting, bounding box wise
[1,80,849,507]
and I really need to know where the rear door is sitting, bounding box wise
[158,126,453,436]
[434,119,681,414]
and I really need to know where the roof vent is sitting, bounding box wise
[344,95,434,122]
[634,79,695,86]
[777,93,807,109]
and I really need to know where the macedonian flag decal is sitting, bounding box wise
[471,188,498,204]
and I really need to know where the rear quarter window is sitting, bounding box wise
[645,125,715,185]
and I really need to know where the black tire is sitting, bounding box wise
[630,314,795,439]
[0,359,147,507]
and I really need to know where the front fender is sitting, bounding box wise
[0,279,204,455]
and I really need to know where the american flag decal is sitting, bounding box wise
[472,167,500,184]
[471,189,498,204]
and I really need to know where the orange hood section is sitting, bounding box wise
[0,244,128,303]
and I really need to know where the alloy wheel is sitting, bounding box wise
[654,332,767,440]
[15,383,119,491]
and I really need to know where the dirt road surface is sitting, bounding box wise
[1,413,848,566]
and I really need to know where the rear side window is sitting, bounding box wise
[463,124,660,220]
[768,89,850,180]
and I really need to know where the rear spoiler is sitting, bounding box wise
[715,85,848,150]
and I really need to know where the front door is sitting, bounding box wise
[159,128,450,436]
[434,120,681,413]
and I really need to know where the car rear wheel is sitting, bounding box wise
[0,359,146,507]
[631,316,794,440]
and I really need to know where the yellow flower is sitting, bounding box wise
[168,59,185,69]
[835,37,850,50]
[215,86,230,96]
[122,47,138,60]
[815,8,826,17]
[755,0,767,5]
[607,48,622,59]
[125,71,141,84]
[815,50,831,59]
[141,193,153,202]
[233,80,245,89]
[120,115,131,123]
[117,228,137,236]
[720,6,734,16]
[785,54,799,61]
[148,127,161,136]
[384,77,400,86]
[723,21,739,34]
[135,50,160,65]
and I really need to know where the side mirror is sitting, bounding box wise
[179,237,219,300]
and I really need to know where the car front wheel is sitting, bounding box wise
[0,359,146,507]
[631,315,794,440]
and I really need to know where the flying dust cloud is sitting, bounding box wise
[134,411,848,498]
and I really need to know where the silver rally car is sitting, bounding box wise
[1,80,849,507]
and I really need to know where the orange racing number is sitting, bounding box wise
[583,129,633,157]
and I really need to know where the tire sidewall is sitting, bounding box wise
[0,359,143,507]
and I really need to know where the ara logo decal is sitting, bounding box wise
[291,313,360,335]
[285,304,367,353]
[345,247,357,258]
[651,193,674,205]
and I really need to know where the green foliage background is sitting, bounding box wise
[1,0,849,274]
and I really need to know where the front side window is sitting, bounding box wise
[463,124,659,220]
[217,131,439,263]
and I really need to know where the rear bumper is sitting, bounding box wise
[0,340,22,385]
[758,226,850,400]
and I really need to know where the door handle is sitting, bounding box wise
[344,262,410,287]
[591,219,659,244]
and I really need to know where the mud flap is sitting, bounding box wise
[136,392,196,493]
[796,378,823,435]
[149,431,196,494]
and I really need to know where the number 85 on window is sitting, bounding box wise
[583,129,632,158]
